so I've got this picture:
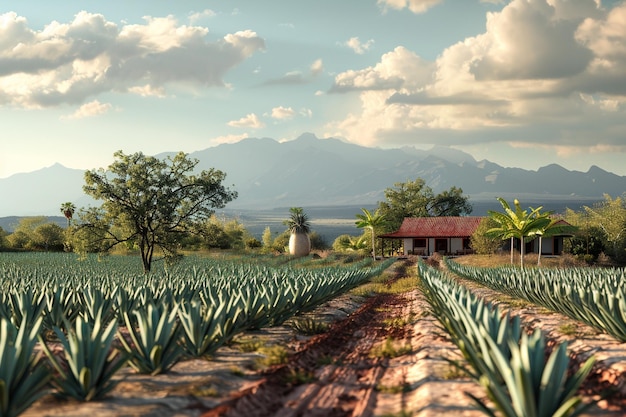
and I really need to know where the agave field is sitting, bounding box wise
[2,252,626,416]
[444,258,626,342]
[0,252,394,417]
[418,260,597,416]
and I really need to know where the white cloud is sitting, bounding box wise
[188,9,216,24]
[271,106,295,120]
[310,59,323,76]
[227,113,265,128]
[330,0,626,155]
[330,46,434,92]
[127,84,166,97]
[0,11,265,108]
[345,37,374,54]
[61,99,111,120]
[377,0,443,14]
[470,0,593,80]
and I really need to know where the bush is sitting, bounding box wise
[470,217,501,255]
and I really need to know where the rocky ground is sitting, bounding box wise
[23,258,626,417]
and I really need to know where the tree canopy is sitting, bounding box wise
[79,151,237,272]
[376,179,472,231]
[583,194,626,263]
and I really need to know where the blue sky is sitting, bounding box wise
[1,0,626,178]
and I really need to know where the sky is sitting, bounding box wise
[1,0,626,179]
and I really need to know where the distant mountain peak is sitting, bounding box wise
[295,132,319,141]
[1,132,624,216]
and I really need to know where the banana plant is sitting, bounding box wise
[485,198,552,267]
[118,303,182,375]
[39,307,128,401]
[0,316,50,417]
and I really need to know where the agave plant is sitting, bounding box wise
[42,286,80,332]
[178,300,233,358]
[118,303,182,375]
[0,316,50,417]
[8,291,46,331]
[39,308,127,401]
[471,330,596,417]
[419,260,597,417]
[284,207,311,257]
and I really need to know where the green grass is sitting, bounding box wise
[256,345,290,368]
[370,337,412,359]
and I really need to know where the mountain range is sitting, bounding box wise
[1,132,623,218]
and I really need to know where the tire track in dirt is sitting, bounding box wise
[202,292,406,417]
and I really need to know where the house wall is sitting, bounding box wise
[403,237,466,256]
[538,238,554,254]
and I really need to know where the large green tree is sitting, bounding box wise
[377,179,472,231]
[583,194,626,263]
[6,216,63,250]
[80,151,237,272]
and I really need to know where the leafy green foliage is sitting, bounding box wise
[283,207,311,234]
[80,151,238,272]
[470,217,502,255]
[332,234,368,253]
[486,198,553,267]
[582,194,626,263]
[377,179,472,231]
[6,217,65,251]
[355,208,387,260]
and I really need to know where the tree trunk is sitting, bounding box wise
[520,236,525,268]
[537,236,543,266]
[370,228,376,260]
[289,232,310,257]
[510,237,514,265]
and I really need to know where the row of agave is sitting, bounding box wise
[418,260,596,417]
[444,258,626,342]
[0,253,394,417]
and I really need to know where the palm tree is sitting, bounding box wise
[60,202,76,228]
[355,208,387,260]
[485,198,551,267]
[284,207,311,257]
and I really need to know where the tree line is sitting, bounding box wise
[2,151,625,269]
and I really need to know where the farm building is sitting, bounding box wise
[380,216,482,256]
[379,216,574,257]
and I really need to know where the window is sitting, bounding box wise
[413,238,426,248]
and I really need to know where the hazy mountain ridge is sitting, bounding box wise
[1,132,624,217]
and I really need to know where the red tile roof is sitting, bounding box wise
[380,216,484,238]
